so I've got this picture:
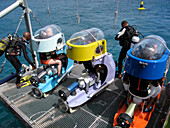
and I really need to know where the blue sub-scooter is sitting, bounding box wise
[58,28,116,112]
[113,35,170,128]
[30,24,74,98]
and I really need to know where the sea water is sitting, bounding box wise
[0,0,170,127]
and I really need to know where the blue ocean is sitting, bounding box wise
[0,0,170,127]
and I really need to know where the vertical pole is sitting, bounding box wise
[22,0,39,68]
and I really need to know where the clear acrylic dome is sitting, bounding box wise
[132,35,166,60]
[34,24,62,39]
[69,28,104,45]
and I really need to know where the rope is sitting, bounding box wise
[0,58,6,74]
[47,0,50,16]
[113,0,119,29]
[14,11,25,36]
[15,8,43,35]
[29,9,43,28]
[76,0,80,24]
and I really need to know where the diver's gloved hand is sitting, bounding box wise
[32,65,36,70]
[31,63,36,70]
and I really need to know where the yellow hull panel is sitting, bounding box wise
[67,39,107,61]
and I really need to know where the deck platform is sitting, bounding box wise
[0,64,169,128]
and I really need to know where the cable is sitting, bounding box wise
[29,9,43,28]
[0,58,6,74]
[47,0,50,16]
[14,11,25,36]
[113,0,119,29]
[76,0,80,24]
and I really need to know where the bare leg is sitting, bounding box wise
[57,60,61,76]
[48,59,62,76]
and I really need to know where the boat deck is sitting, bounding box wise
[0,64,169,128]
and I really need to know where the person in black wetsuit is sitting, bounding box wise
[5,32,35,88]
[115,20,136,78]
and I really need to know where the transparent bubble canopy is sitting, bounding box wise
[132,35,166,60]
[69,28,104,45]
[34,24,62,39]
[31,24,64,52]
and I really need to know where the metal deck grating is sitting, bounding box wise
[0,64,169,128]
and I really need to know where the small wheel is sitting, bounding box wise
[58,98,69,112]
[32,87,43,99]
[30,76,40,86]
[117,113,133,128]
[58,87,70,100]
